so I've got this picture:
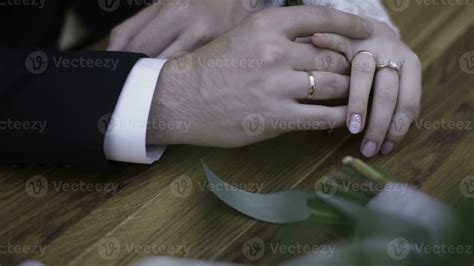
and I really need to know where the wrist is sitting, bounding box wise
[146,59,194,146]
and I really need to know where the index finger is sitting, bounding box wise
[275,6,373,40]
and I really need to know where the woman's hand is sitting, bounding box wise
[312,19,422,158]
[146,7,374,148]
[107,0,261,58]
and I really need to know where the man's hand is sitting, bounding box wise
[108,0,260,58]
[146,6,374,148]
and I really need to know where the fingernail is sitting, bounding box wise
[349,114,362,134]
[362,19,374,36]
[313,33,326,41]
[380,141,395,155]
[362,141,377,158]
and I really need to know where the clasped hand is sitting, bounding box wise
[109,2,421,158]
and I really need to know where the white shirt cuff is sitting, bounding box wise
[104,58,167,164]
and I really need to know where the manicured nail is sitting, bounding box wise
[362,19,374,36]
[380,141,395,155]
[362,141,377,158]
[349,114,362,134]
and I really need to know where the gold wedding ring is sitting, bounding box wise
[352,50,377,62]
[306,71,316,100]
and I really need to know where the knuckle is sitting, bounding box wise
[173,5,192,19]
[376,86,398,103]
[192,22,211,35]
[248,11,273,29]
[259,44,285,65]
[367,124,388,140]
[327,75,347,91]
[312,6,332,23]
[126,42,142,53]
[110,26,127,41]
[191,23,212,42]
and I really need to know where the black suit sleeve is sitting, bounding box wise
[0,48,147,168]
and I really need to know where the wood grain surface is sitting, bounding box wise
[1,3,473,266]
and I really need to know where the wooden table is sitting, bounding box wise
[1,3,473,266]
